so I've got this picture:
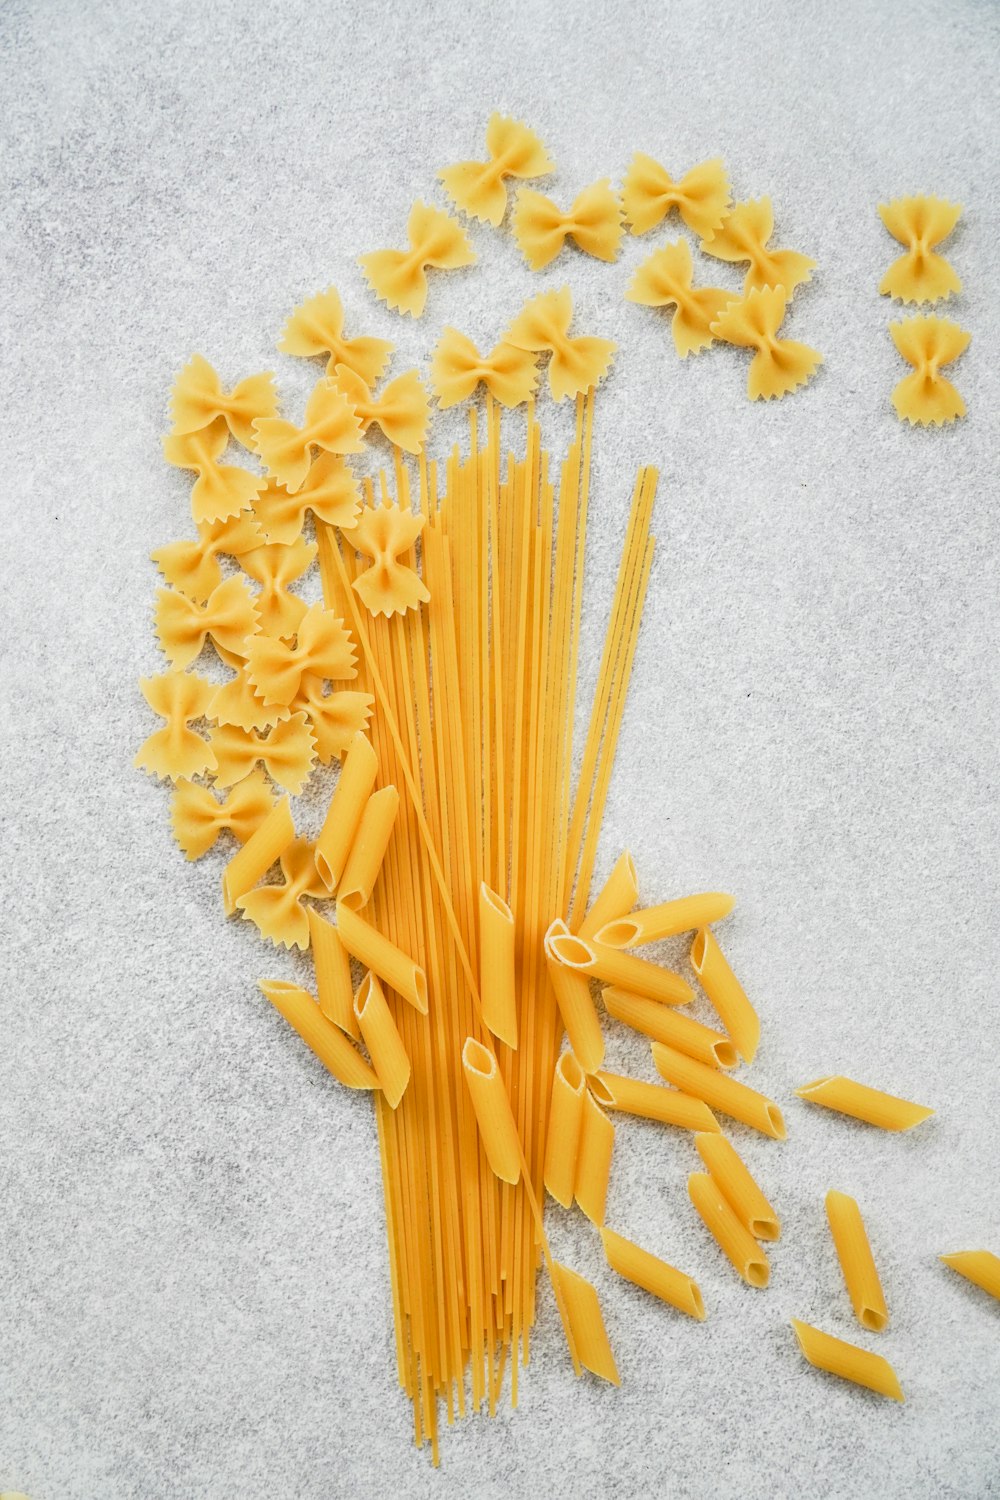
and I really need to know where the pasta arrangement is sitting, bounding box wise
[135,114,987,1462]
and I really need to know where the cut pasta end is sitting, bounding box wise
[745,1258,770,1289]
[766,1104,787,1140]
[861,1306,888,1333]
[548,931,596,969]
[595,916,640,948]
[713,1038,740,1070]
[751,1216,781,1243]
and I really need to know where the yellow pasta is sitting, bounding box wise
[597,892,735,948]
[543,919,605,1075]
[574,1085,615,1226]
[695,1132,780,1241]
[259,979,379,1091]
[551,930,692,1006]
[940,1250,1000,1303]
[162,416,264,524]
[826,1190,888,1332]
[338,786,400,909]
[238,538,316,639]
[245,602,357,708]
[429,327,539,409]
[170,353,277,448]
[690,926,760,1065]
[207,663,287,734]
[252,377,364,493]
[236,835,326,950]
[795,1075,933,1132]
[652,1043,786,1139]
[597,1071,720,1134]
[438,112,553,226]
[700,196,816,297]
[478,884,517,1048]
[154,575,258,670]
[151,509,263,602]
[278,285,395,383]
[622,153,731,239]
[576,851,638,941]
[134,670,216,781]
[294,682,374,765]
[552,1263,620,1386]
[358,200,476,318]
[221,794,295,916]
[688,1171,770,1288]
[307,905,359,1038]
[790,1318,904,1402]
[889,314,970,426]
[335,901,428,1014]
[461,1037,522,1184]
[710,286,822,401]
[253,453,361,546]
[314,730,380,892]
[355,972,411,1109]
[505,287,616,403]
[513,179,624,271]
[603,987,737,1069]
[543,1051,586,1208]
[351,503,431,618]
[169,769,275,860]
[878,195,962,305]
[332,365,430,455]
[209,714,316,796]
[625,242,733,358]
[600,1226,705,1321]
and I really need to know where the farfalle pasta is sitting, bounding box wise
[278,286,395,384]
[878,196,962,305]
[710,286,822,400]
[235,835,327,950]
[207,663,289,733]
[170,769,276,860]
[163,417,264,525]
[358,201,476,318]
[351,504,430,618]
[246,602,357,706]
[625,241,733,357]
[253,455,361,546]
[239,538,316,639]
[512,180,624,271]
[439,113,554,226]
[701,197,816,298]
[332,365,430,454]
[210,713,317,795]
[134,670,217,781]
[292,680,374,763]
[505,287,616,402]
[154,575,258,669]
[151,510,263,602]
[429,328,538,409]
[889,314,970,425]
[253,378,364,493]
[170,354,278,449]
[622,153,731,239]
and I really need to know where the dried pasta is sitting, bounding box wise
[236,835,326,950]
[695,1132,780,1241]
[544,920,605,1076]
[790,1319,904,1402]
[239,538,316,639]
[574,1085,615,1226]
[513,179,624,271]
[170,769,275,860]
[621,153,731,239]
[551,930,693,1006]
[208,714,317,795]
[338,785,399,909]
[170,354,277,448]
[429,328,538,409]
[652,1043,786,1139]
[358,201,476,318]
[438,113,553,226]
[889,314,970,426]
[253,455,361,546]
[278,286,394,383]
[335,901,428,1014]
[700,197,816,298]
[600,1226,705,1321]
[134,670,216,781]
[552,1263,620,1386]
[207,663,287,733]
[294,681,374,764]
[505,287,616,402]
[688,1171,770,1287]
[690,926,760,1065]
[598,892,735,948]
[625,242,733,358]
[355,972,411,1109]
[253,377,364,493]
[332,365,430,455]
[710,286,822,400]
[163,417,263,524]
[307,906,360,1038]
[259,980,379,1091]
[478,884,517,1048]
[221,795,295,916]
[576,851,638,942]
[940,1251,1000,1303]
[603,987,738,1070]
[351,503,431,618]
[314,730,379,891]
[151,510,263,602]
[795,1075,933,1132]
[878,196,962,305]
[544,1051,586,1208]
[154,575,258,670]
[826,1190,888,1332]
[246,603,356,708]
[597,1071,720,1134]
[461,1037,522,1184]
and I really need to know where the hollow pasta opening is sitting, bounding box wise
[587,1074,616,1108]
[862,1307,888,1333]
[355,973,376,1018]
[414,967,429,1012]
[746,1259,770,1289]
[689,1283,706,1320]
[713,1039,739,1069]
[751,1217,780,1242]
[691,928,708,971]
[767,1104,787,1139]
[550,932,595,969]
[462,1037,495,1078]
[480,882,513,920]
[596,917,638,948]
[557,1051,585,1090]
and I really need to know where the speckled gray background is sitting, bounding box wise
[2,0,999,1496]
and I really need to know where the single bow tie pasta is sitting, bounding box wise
[710,286,823,400]
[505,286,616,402]
[252,454,361,546]
[700,196,816,299]
[439,112,554,225]
[253,378,365,493]
[878,195,963,305]
[351,503,430,618]
[626,240,734,358]
[134,670,217,781]
[332,364,430,454]
[170,354,278,449]
[358,201,475,318]
[429,328,538,409]
[278,285,395,383]
[512,179,624,271]
[163,417,264,524]
[150,509,263,602]
[888,314,970,425]
[170,769,276,861]
[622,153,731,238]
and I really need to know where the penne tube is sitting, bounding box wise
[795,1075,933,1132]
[652,1042,786,1139]
[790,1318,904,1402]
[551,930,693,1007]
[695,1132,780,1241]
[940,1250,1000,1303]
[688,1171,770,1288]
[222,796,294,915]
[335,901,428,1014]
[597,892,735,948]
[479,883,517,1049]
[603,986,738,1069]
[553,1263,620,1385]
[598,1071,720,1134]
[544,919,604,1075]
[576,850,639,940]
[307,905,359,1038]
[826,1190,888,1332]
[544,1051,586,1208]
[354,971,410,1109]
[690,927,760,1064]
[338,785,399,908]
[314,731,378,891]
[462,1036,522,1184]
[574,1086,614,1225]
[600,1226,706,1320]
[259,979,379,1091]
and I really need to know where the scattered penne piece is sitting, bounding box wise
[688,1172,770,1287]
[574,1085,615,1226]
[795,1075,933,1132]
[653,1043,786,1139]
[939,1251,1000,1304]
[603,987,737,1070]
[826,1191,888,1332]
[221,795,295,916]
[695,1132,780,1241]
[462,1037,522,1184]
[790,1318,904,1402]
[355,972,411,1109]
[314,731,379,892]
[690,926,760,1065]
[576,851,639,941]
[544,1052,587,1208]
[597,1071,720,1134]
[597,892,735,948]
[551,931,692,1006]
[600,1226,705,1320]
[553,1263,620,1385]
[335,902,428,1014]
[307,906,359,1038]
[544,919,605,1076]
[259,980,380,1091]
[338,786,400,909]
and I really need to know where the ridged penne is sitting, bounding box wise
[653,1042,786,1139]
[603,986,738,1070]
[553,1263,620,1385]
[544,1052,586,1208]
[355,972,411,1109]
[338,785,399,908]
[259,980,379,1091]
[551,930,692,1006]
[826,1190,888,1332]
[690,926,760,1064]
[335,902,428,1014]
[307,905,359,1038]
[462,1037,521,1184]
[576,850,638,941]
[597,1071,720,1134]
[221,795,295,916]
[544,919,604,1075]
[688,1171,770,1287]
[695,1132,780,1240]
[596,891,735,948]
[574,1085,614,1225]
[314,731,379,891]
[479,884,517,1049]
[600,1226,705,1320]
[790,1318,904,1401]
[795,1075,933,1132]
[940,1250,1000,1303]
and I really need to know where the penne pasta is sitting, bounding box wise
[603,986,738,1069]
[790,1318,904,1401]
[688,1171,770,1287]
[335,901,428,1014]
[314,730,379,891]
[338,785,399,908]
[355,971,411,1109]
[544,919,604,1075]
[600,1226,705,1320]
[576,850,639,940]
[597,1071,720,1133]
[574,1085,615,1225]
[695,1132,780,1240]
[940,1250,1000,1303]
[652,1042,786,1139]
[221,796,294,915]
[826,1190,888,1332]
[461,1037,522,1184]
[795,1075,933,1132]
[479,884,517,1049]
[597,892,735,948]
[690,926,760,1064]
[553,1263,620,1385]
[259,979,379,1091]
[544,1051,586,1208]
[551,930,693,1006]
[307,905,360,1038]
